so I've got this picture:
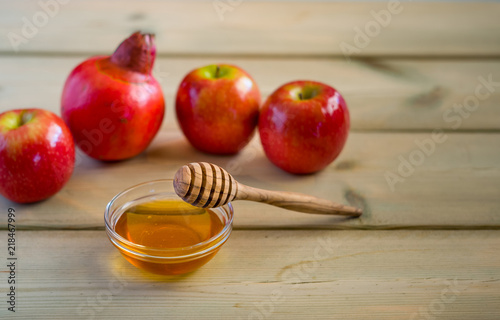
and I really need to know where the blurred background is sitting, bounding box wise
[2,0,499,132]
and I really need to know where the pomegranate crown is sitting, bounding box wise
[110,31,156,75]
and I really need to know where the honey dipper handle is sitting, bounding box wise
[236,183,362,217]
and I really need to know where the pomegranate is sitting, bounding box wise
[61,32,165,161]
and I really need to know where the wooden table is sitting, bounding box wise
[1,1,499,319]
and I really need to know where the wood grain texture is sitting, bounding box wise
[1,2,498,318]
[1,131,498,230]
[1,56,499,131]
[0,1,499,56]
[1,230,499,319]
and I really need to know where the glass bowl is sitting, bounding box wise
[104,179,234,275]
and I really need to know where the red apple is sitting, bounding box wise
[61,32,164,161]
[176,64,261,154]
[0,109,75,203]
[258,80,350,174]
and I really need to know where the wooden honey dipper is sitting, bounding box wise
[173,162,362,217]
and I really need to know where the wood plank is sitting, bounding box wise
[0,1,499,56]
[1,56,500,131]
[1,230,499,319]
[1,131,499,230]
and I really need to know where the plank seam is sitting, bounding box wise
[4,225,500,231]
[2,51,500,60]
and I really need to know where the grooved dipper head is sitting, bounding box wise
[173,162,237,208]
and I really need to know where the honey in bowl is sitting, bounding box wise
[116,200,224,250]
[105,180,233,276]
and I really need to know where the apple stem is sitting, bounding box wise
[298,93,303,100]
[215,65,220,78]
[20,111,33,126]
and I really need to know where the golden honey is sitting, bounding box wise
[105,180,233,276]
[115,200,224,249]
[112,199,228,275]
